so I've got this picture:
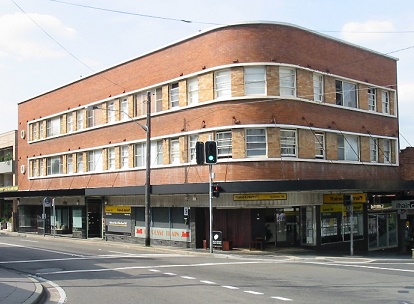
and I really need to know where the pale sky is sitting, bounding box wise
[0,0,413,149]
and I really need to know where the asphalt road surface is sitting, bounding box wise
[1,234,414,304]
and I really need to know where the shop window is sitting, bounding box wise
[320,204,364,244]
[369,213,398,250]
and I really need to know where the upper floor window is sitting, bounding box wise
[315,132,325,159]
[121,145,129,169]
[280,129,297,157]
[151,140,163,166]
[120,97,129,120]
[31,160,39,177]
[46,117,61,137]
[107,101,116,123]
[88,149,103,172]
[188,78,199,105]
[67,155,73,174]
[47,156,62,175]
[336,80,357,108]
[217,131,232,158]
[135,92,147,117]
[382,91,390,114]
[368,88,376,111]
[244,66,266,95]
[67,113,74,133]
[87,107,95,128]
[370,138,378,162]
[337,134,359,161]
[39,159,44,176]
[246,128,266,157]
[134,143,146,168]
[313,74,323,102]
[39,122,44,139]
[108,147,115,170]
[188,135,198,163]
[76,110,84,130]
[383,139,391,163]
[32,123,38,141]
[215,69,231,99]
[154,87,163,113]
[170,138,180,164]
[170,83,179,108]
[279,68,296,96]
[77,152,83,173]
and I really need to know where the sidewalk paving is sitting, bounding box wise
[1,229,413,304]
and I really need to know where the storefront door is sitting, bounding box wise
[265,208,300,247]
[368,212,398,250]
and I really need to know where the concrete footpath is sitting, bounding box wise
[1,230,413,304]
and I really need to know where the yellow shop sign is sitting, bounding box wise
[233,193,287,201]
[105,206,131,214]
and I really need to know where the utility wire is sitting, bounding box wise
[48,0,222,26]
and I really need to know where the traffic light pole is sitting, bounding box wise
[209,164,213,253]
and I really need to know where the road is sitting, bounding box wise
[1,233,414,304]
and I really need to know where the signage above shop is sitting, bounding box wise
[105,206,131,214]
[323,193,366,204]
[0,186,18,192]
[233,193,287,201]
[392,200,414,209]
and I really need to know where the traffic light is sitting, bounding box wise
[212,183,221,198]
[343,194,353,206]
[195,142,204,165]
[205,141,217,164]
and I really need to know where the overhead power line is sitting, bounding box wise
[48,0,222,26]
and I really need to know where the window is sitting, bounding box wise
[170,83,179,108]
[39,159,44,176]
[246,129,266,157]
[107,101,116,123]
[47,156,62,175]
[188,78,199,105]
[67,155,73,174]
[315,133,325,159]
[76,110,84,130]
[370,138,378,162]
[215,69,231,99]
[46,117,60,137]
[32,124,38,140]
[88,149,103,172]
[313,74,323,102]
[188,135,198,163]
[154,87,163,113]
[108,148,115,170]
[383,139,391,163]
[170,138,180,164]
[368,88,376,111]
[87,107,95,128]
[120,97,129,120]
[151,140,163,166]
[121,145,129,169]
[279,68,296,96]
[245,66,266,95]
[382,91,390,114]
[31,160,39,177]
[337,134,359,161]
[67,113,73,133]
[336,80,357,108]
[217,131,232,158]
[134,143,146,168]
[76,153,83,173]
[135,92,147,117]
[280,129,297,157]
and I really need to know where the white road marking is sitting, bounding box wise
[244,290,263,295]
[0,242,85,257]
[181,276,196,280]
[222,285,239,290]
[164,272,177,276]
[148,269,160,272]
[200,280,216,285]
[271,296,293,301]
[305,261,414,273]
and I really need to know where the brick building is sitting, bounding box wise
[8,21,414,252]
